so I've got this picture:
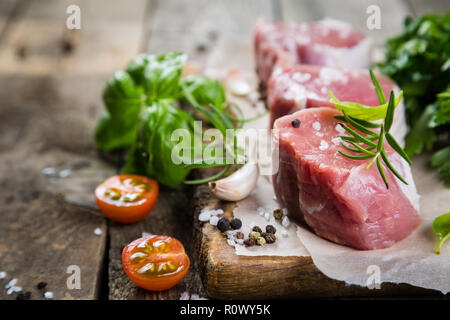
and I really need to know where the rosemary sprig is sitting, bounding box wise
[331,70,412,189]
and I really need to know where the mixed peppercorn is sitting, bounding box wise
[200,207,290,248]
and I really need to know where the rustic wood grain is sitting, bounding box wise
[0,0,145,300]
[1,0,448,301]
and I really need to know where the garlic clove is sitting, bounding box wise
[208,162,259,201]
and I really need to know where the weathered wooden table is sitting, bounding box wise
[0,0,448,300]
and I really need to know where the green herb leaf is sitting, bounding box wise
[432,212,450,254]
[431,146,450,185]
[329,90,403,121]
[180,75,226,112]
[404,103,437,156]
[385,132,412,165]
[123,101,194,188]
[376,155,389,189]
[95,71,144,151]
[332,72,411,188]
[384,91,396,132]
[369,69,386,104]
[142,52,187,103]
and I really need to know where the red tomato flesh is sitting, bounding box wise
[95,174,159,224]
[122,235,190,291]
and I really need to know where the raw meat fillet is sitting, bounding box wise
[254,18,373,87]
[272,107,421,250]
[268,64,408,145]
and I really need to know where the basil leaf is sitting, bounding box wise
[180,75,226,111]
[123,101,194,188]
[432,212,450,254]
[95,71,144,151]
[126,53,153,86]
[143,52,187,103]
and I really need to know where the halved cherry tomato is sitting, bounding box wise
[95,174,159,224]
[122,235,190,291]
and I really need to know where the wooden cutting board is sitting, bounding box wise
[191,169,438,299]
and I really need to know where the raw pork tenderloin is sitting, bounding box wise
[272,107,421,250]
[267,64,407,145]
[254,18,373,87]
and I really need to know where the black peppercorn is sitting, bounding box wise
[244,238,256,247]
[291,118,301,128]
[217,217,231,232]
[16,291,31,300]
[262,232,276,244]
[230,218,242,230]
[266,225,276,234]
[252,226,262,233]
[37,281,47,290]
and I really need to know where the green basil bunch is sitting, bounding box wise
[94,52,233,188]
[123,101,194,188]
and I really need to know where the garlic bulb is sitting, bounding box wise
[209,162,259,201]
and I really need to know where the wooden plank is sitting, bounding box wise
[410,0,450,16]
[108,0,275,300]
[0,0,146,300]
[0,0,22,44]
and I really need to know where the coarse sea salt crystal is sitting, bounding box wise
[312,122,321,131]
[93,227,102,236]
[44,291,54,299]
[58,169,72,178]
[282,208,288,216]
[319,140,329,151]
[41,167,56,176]
[235,239,244,245]
[264,212,270,221]
[336,124,345,134]
[209,215,219,226]
[211,209,224,216]
[282,216,290,228]
[5,278,17,288]
[257,207,265,216]
[315,132,324,137]
[281,230,288,237]
[227,230,237,239]
[0,271,6,279]
[180,291,190,300]
[198,210,212,222]
[292,72,311,83]
[190,294,208,300]
[332,137,342,146]
[227,239,236,247]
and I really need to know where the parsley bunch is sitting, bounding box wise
[378,13,450,185]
